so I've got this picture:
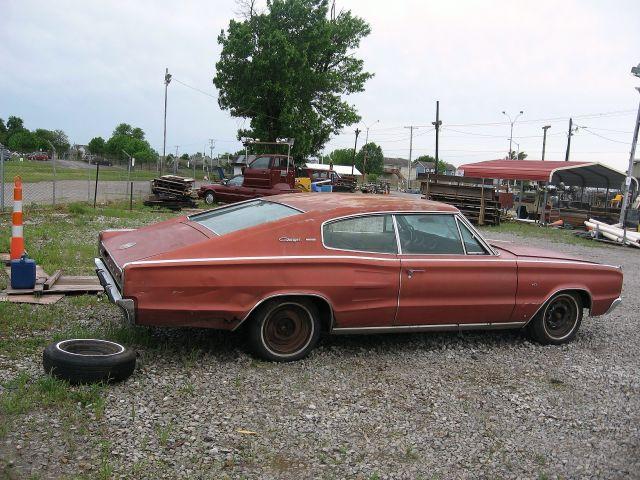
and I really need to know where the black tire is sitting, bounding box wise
[529,293,583,345]
[43,339,136,385]
[204,191,216,205]
[248,299,321,362]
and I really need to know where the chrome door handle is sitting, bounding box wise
[406,269,425,278]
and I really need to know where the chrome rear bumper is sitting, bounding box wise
[95,257,135,324]
[604,297,622,316]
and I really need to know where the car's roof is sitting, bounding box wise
[267,193,459,216]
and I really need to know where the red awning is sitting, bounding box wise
[458,159,631,189]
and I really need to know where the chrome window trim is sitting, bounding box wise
[321,213,400,256]
[454,216,468,255]
[456,214,498,256]
[392,212,466,257]
[455,216,490,256]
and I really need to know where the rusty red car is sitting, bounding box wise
[95,194,623,361]
[197,154,299,204]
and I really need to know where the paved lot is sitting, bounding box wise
[1,231,639,479]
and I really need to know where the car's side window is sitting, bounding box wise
[250,156,271,169]
[323,215,397,254]
[396,214,464,254]
[457,220,487,254]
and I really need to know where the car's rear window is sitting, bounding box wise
[190,200,301,235]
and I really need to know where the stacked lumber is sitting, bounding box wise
[421,174,501,226]
[145,175,197,210]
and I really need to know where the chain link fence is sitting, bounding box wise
[0,149,214,212]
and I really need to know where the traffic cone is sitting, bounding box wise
[10,176,25,260]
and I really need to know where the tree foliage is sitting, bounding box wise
[1,115,70,154]
[105,123,157,164]
[88,137,107,155]
[325,148,354,167]
[356,142,383,175]
[508,150,528,160]
[213,0,372,161]
[415,154,456,174]
[0,118,7,144]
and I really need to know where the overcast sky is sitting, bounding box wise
[1,0,639,170]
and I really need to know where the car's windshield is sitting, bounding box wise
[189,200,301,236]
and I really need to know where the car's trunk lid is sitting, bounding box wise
[100,217,210,270]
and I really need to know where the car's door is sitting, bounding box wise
[394,213,517,326]
[322,214,401,328]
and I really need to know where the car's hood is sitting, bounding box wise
[100,217,210,268]
[490,241,593,263]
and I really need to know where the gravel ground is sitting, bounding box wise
[1,232,639,479]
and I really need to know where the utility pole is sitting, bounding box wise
[162,68,171,176]
[209,139,215,161]
[404,125,420,188]
[432,101,442,175]
[502,110,524,159]
[174,145,179,174]
[564,117,573,161]
[619,84,640,229]
[351,128,361,175]
[541,125,551,160]
[362,120,379,182]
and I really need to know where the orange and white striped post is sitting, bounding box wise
[10,176,25,260]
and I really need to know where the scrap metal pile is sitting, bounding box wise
[144,175,197,210]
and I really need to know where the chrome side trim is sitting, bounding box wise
[603,297,622,316]
[331,321,526,335]
[232,292,336,332]
[94,258,135,325]
[522,288,592,326]
[124,255,606,269]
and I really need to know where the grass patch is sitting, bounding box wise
[479,221,603,248]
[0,200,174,274]
[3,159,212,183]
[0,372,107,440]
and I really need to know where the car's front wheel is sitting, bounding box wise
[248,299,321,361]
[204,191,216,205]
[529,292,583,344]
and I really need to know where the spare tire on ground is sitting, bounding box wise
[43,339,136,385]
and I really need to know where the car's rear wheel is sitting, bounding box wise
[204,191,216,205]
[529,292,583,344]
[248,299,321,361]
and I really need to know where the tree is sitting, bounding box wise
[325,148,354,167]
[415,154,456,174]
[112,123,133,137]
[0,118,7,144]
[33,128,70,154]
[180,153,189,161]
[88,137,107,155]
[213,0,372,161]
[6,116,25,136]
[356,142,383,175]
[105,124,157,165]
[508,150,527,160]
[7,131,38,152]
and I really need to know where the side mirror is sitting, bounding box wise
[241,166,246,174]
